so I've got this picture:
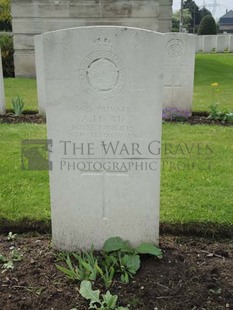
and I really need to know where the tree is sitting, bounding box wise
[199,7,212,21]
[0,0,12,31]
[172,9,192,32]
[198,15,217,35]
[183,0,213,33]
[184,0,200,29]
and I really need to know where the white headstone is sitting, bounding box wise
[203,35,216,53]
[163,33,196,119]
[35,35,46,115]
[36,26,164,251]
[0,48,6,115]
[197,35,204,52]
[229,35,233,52]
[216,35,229,53]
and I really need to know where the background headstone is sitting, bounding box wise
[36,26,164,251]
[0,48,6,115]
[203,35,216,53]
[197,35,204,52]
[35,35,46,115]
[163,33,196,119]
[229,35,233,52]
[216,35,229,53]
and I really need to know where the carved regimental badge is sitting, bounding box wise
[167,39,185,58]
[80,34,126,99]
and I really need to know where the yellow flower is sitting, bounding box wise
[211,83,219,87]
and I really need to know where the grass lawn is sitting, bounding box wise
[3,53,233,113]
[194,53,233,112]
[4,78,38,111]
[0,123,232,228]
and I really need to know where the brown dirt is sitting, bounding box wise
[0,234,232,310]
[0,111,232,126]
[0,111,45,124]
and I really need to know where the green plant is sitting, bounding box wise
[79,280,129,310]
[56,248,99,282]
[103,237,162,284]
[103,237,162,257]
[0,249,23,272]
[0,34,14,77]
[198,15,217,35]
[96,263,115,289]
[208,83,220,120]
[7,231,17,241]
[225,112,233,124]
[11,96,25,116]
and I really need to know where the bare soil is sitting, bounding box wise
[0,234,232,310]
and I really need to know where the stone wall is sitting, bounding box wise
[11,0,172,77]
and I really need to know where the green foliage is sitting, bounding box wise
[11,96,25,116]
[103,237,162,257]
[0,0,11,23]
[103,237,162,284]
[7,231,17,241]
[118,254,140,284]
[56,248,99,282]
[225,113,233,124]
[0,35,14,77]
[79,281,129,310]
[0,249,23,272]
[172,9,192,32]
[209,102,220,119]
[135,243,162,257]
[198,15,217,35]
[103,237,132,253]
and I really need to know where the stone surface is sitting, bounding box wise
[12,0,172,77]
[203,35,216,53]
[196,35,204,52]
[36,26,164,251]
[35,35,46,115]
[216,35,230,52]
[0,49,5,115]
[163,33,196,118]
[229,35,233,52]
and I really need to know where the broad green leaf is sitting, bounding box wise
[103,237,132,253]
[135,243,162,257]
[124,254,140,274]
[79,280,100,304]
[102,291,118,308]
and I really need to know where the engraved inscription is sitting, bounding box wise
[167,39,184,58]
[80,50,126,99]
[87,58,119,91]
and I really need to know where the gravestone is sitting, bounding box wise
[197,35,204,52]
[229,35,233,52]
[203,35,216,53]
[163,33,196,119]
[216,35,229,53]
[35,26,164,251]
[0,48,6,115]
[35,36,46,115]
